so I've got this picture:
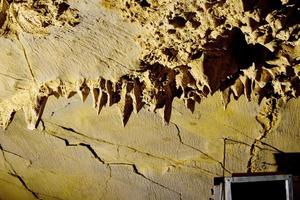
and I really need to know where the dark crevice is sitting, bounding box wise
[58,125,78,135]
[189,49,203,60]
[79,143,105,164]
[50,134,105,164]
[0,145,41,200]
[230,28,275,68]
[167,29,176,34]
[241,0,282,17]
[203,27,275,93]
[168,16,187,28]
[135,0,151,8]
[184,12,201,28]
[57,2,70,16]
[8,173,40,199]
[162,47,178,61]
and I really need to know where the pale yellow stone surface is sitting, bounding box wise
[0,0,299,199]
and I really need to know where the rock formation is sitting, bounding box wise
[0,0,299,199]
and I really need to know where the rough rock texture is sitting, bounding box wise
[0,0,299,199]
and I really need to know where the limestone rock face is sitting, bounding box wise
[0,0,299,199]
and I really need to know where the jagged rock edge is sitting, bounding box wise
[1,57,300,130]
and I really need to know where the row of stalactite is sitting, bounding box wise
[0,58,299,130]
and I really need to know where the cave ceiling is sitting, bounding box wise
[0,0,299,130]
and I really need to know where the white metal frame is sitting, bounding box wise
[214,174,294,200]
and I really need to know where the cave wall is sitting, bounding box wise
[2,94,300,200]
[0,0,299,199]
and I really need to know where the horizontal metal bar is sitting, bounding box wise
[224,175,292,183]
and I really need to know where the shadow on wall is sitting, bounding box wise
[275,153,300,200]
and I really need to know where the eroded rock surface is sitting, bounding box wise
[0,0,299,199]
[0,0,300,130]
[0,0,79,35]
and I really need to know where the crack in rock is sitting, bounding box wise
[16,34,37,84]
[247,98,283,172]
[49,134,106,164]
[224,137,283,154]
[0,148,32,166]
[173,123,231,174]
[48,132,183,199]
[109,163,183,200]
[0,145,41,200]
[223,137,284,173]
[48,122,182,161]
[48,123,163,160]
[99,165,112,200]
[47,122,218,176]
